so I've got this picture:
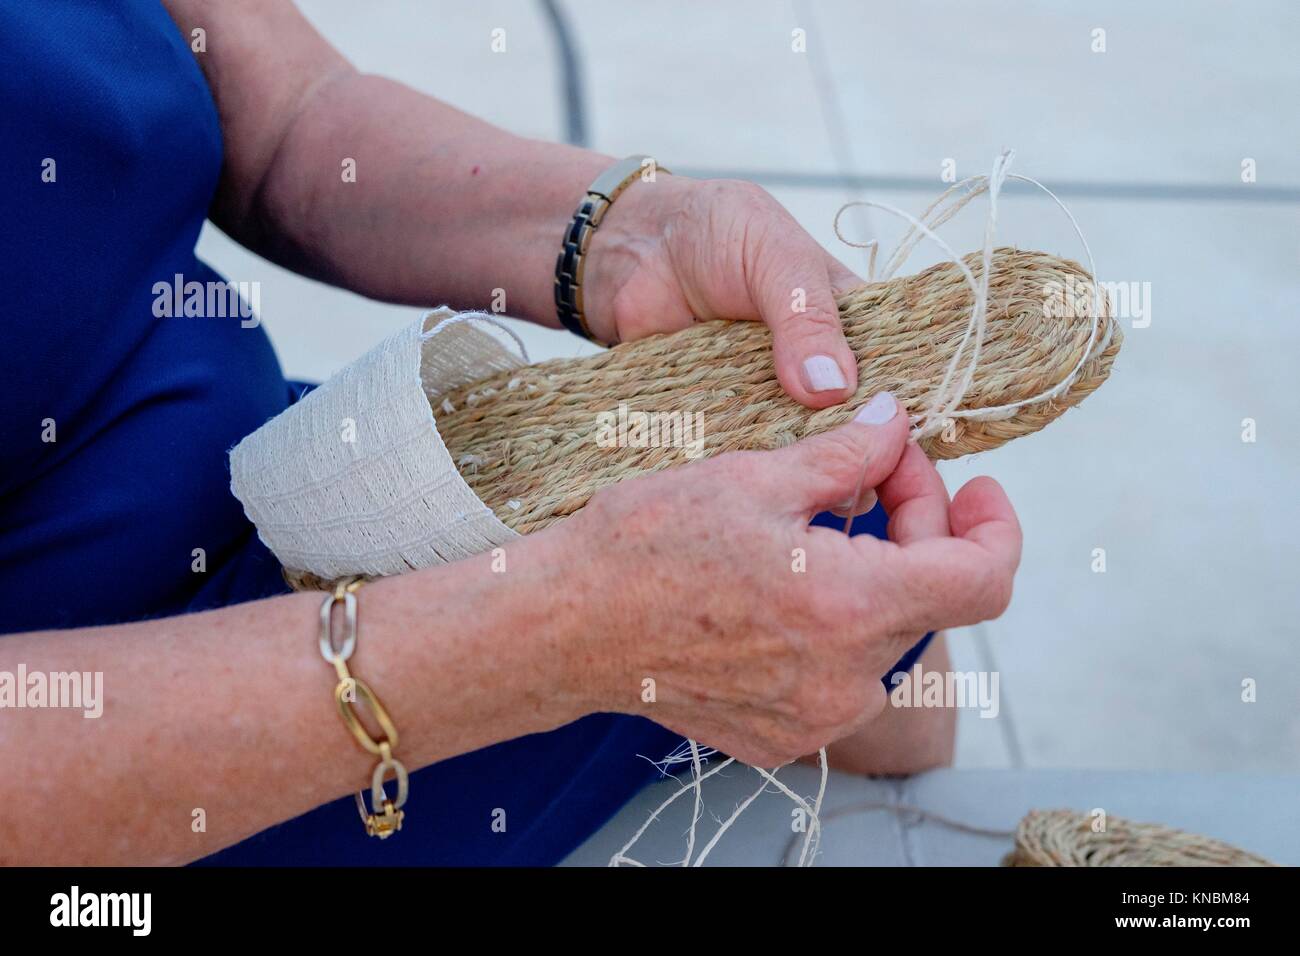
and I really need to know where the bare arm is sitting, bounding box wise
[0,530,594,865]
[161,0,870,409]
[164,0,629,326]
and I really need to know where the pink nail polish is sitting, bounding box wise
[854,392,897,425]
[802,355,847,393]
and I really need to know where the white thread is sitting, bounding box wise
[690,773,772,866]
[419,309,532,365]
[684,739,703,866]
[836,195,986,438]
[833,150,1109,440]
[612,750,827,868]
[608,755,737,867]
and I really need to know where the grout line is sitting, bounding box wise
[889,778,917,866]
[673,167,1300,204]
[970,622,1026,769]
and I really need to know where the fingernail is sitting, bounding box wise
[854,391,897,425]
[801,354,847,393]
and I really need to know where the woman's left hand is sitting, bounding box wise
[581,175,864,409]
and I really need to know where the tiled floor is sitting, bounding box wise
[562,764,1300,866]
[197,1,1299,772]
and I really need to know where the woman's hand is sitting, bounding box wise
[582,175,864,409]
[552,393,1022,768]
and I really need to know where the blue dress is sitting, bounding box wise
[0,0,929,865]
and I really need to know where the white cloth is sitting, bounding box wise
[229,309,525,580]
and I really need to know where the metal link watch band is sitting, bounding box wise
[554,154,668,343]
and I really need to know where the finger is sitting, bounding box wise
[824,252,864,295]
[877,441,952,544]
[949,476,1022,561]
[852,476,1024,634]
[749,232,859,409]
[938,477,1023,585]
[828,411,898,519]
[859,477,1022,633]
[760,392,908,517]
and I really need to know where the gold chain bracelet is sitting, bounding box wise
[317,577,409,838]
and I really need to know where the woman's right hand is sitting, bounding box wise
[552,392,1022,767]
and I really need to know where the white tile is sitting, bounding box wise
[289,1,1300,189]
[295,0,563,142]
[575,1,836,171]
[806,0,1300,186]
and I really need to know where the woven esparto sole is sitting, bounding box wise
[434,247,1121,536]
[1003,809,1276,866]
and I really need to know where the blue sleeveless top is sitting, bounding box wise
[0,1,928,865]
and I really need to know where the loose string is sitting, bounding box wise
[833,149,1111,440]
[609,752,826,868]
[419,309,532,365]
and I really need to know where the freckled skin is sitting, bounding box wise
[567,412,1020,770]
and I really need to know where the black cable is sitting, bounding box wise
[537,0,588,147]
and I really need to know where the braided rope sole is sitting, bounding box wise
[434,246,1121,536]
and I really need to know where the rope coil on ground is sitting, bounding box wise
[1003,809,1278,867]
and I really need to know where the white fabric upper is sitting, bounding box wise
[229,309,524,579]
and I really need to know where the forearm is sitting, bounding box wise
[166,0,618,324]
[237,70,616,325]
[0,532,595,864]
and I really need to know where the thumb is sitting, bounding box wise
[750,238,859,410]
[766,392,910,517]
